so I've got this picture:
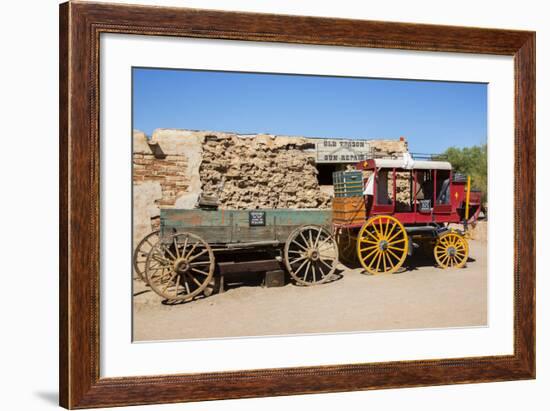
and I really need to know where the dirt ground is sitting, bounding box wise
[133,239,487,341]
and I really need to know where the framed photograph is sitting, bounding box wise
[59,1,535,408]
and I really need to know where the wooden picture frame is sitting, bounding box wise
[59,1,535,408]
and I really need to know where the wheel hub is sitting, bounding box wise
[174,258,190,273]
[446,247,457,257]
[379,240,389,251]
[307,249,320,261]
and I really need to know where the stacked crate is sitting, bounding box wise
[332,171,366,225]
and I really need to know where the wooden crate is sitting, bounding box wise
[332,196,366,225]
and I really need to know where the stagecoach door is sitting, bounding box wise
[372,168,395,214]
[433,169,452,214]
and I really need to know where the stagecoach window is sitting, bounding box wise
[376,170,393,205]
[415,170,432,201]
[435,170,451,205]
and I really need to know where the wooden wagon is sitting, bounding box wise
[136,208,338,301]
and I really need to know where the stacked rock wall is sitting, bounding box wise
[200,134,331,209]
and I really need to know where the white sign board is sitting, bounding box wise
[316,139,372,163]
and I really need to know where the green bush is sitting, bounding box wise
[441,144,487,202]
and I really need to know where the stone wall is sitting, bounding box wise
[200,133,330,209]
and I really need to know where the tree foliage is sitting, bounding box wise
[442,144,487,202]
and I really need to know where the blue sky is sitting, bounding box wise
[133,68,487,154]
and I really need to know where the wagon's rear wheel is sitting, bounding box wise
[145,232,215,301]
[133,230,160,284]
[284,225,339,285]
[357,215,408,275]
[434,232,469,269]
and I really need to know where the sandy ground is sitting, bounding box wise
[133,239,487,341]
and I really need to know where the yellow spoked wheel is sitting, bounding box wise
[356,215,408,275]
[434,232,469,269]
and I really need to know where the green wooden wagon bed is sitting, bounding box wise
[136,208,338,301]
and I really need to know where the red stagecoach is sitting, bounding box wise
[332,154,483,274]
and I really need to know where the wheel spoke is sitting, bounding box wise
[289,255,307,265]
[314,228,323,247]
[361,246,379,261]
[385,223,397,242]
[375,250,383,272]
[359,244,378,252]
[389,238,406,245]
[188,248,208,262]
[161,272,178,293]
[182,275,191,295]
[317,235,333,249]
[382,251,387,272]
[366,250,379,269]
[181,235,189,256]
[318,257,333,270]
[363,229,379,241]
[386,248,401,262]
[303,261,311,282]
[191,267,210,276]
[162,244,177,261]
[186,272,203,287]
[294,259,309,277]
[184,241,199,259]
[173,237,180,258]
[387,229,404,243]
[359,238,379,245]
[189,261,211,266]
[371,221,382,237]
[292,239,309,252]
[388,245,405,251]
[299,231,310,248]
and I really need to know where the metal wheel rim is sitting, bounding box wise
[145,232,215,301]
[132,230,160,284]
[284,225,339,285]
[356,215,408,275]
[434,232,469,269]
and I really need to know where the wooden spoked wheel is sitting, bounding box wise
[145,232,215,301]
[132,230,160,284]
[133,230,159,284]
[284,225,339,285]
[356,215,408,275]
[334,227,358,265]
[434,232,469,269]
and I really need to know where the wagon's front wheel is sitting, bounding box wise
[284,225,339,285]
[357,215,408,275]
[145,232,215,301]
[434,232,469,269]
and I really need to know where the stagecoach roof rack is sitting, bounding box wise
[359,152,452,170]
[366,152,447,160]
